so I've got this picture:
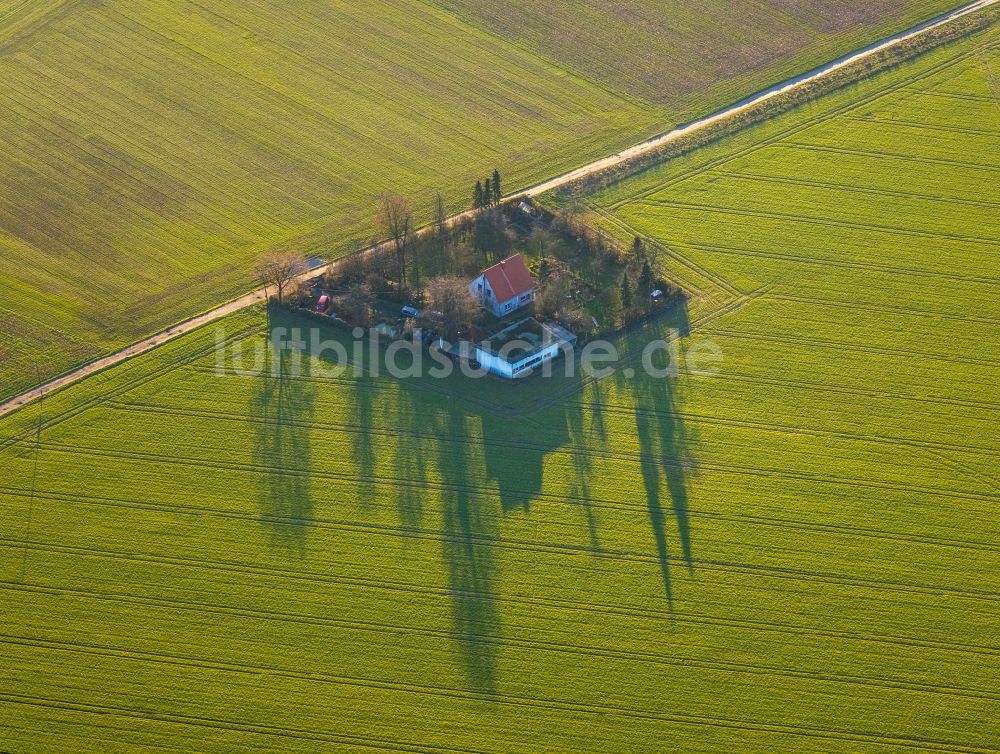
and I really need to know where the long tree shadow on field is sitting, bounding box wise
[629,300,695,609]
[253,310,502,690]
[251,309,317,556]
[436,407,501,694]
[348,368,378,512]
[340,336,428,530]
[564,385,605,551]
[333,326,501,690]
[391,386,430,534]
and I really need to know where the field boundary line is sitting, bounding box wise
[6,476,998,556]
[37,434,999,507]
[688,241,1000,286]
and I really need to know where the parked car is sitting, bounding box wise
[401,305,419,317]
[315,294,330,313]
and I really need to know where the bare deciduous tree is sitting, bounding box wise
[256,250,306,304]
[563,187,587,223]
[326,239,368,290]
[377,193,412,289]
[557,305,593,338]
[335,284,374,327]
[535,271,570,320]
[422,275,478,342]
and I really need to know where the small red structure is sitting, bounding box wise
[315,294,330,313]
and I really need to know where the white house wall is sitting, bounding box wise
[475,342,560,379]
[475,348,514,378]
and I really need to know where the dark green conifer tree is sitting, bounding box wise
[638,260,653,302]
[631,235,645,262]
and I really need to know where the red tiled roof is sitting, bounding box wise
[482,253,534,302]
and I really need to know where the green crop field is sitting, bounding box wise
[435,0,957,107]
[0,0,957,402]
[1,16,999,754]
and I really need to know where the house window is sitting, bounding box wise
[504,303,512,312]
[513,353,548,374]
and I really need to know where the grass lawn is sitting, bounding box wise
[0,0,960,401]
[0,17,998,754]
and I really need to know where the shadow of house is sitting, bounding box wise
[250,309,317,556]
[480,412,568,514]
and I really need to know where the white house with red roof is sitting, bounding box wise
[469,253,535,317]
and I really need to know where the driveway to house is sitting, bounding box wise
[1,0,996,418]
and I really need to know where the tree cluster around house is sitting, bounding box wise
[260,180,679,362]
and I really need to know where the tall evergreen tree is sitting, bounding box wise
[620,274,632,313]
[631,235,645,262]
[473,209,497,264]
[483,178,492,207]
[638,260,653,304]
[492,169,502,204]
[474,181,484,209]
